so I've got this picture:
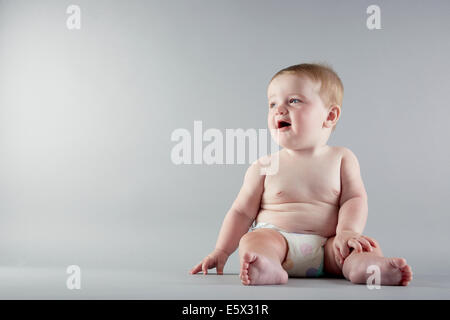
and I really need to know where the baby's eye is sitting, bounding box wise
[269,103,275,108]
[290,98,302,104]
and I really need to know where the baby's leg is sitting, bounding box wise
[238,228,289,285]
[323,237,413,286]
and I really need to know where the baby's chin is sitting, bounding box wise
[269,130,301,150]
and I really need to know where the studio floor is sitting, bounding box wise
[0,267,449,299]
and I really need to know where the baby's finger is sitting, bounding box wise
[191,261,206,274]
[202,259,212,275]
[190,263,200,274]
[358,237,373,252]
[339,243,350,259]
[363,236,378,248]
[348,239,362,253]
[334,244,345,265]
[217,259,225,275]
[335,249,344,266]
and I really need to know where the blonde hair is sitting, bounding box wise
[270,63,344,131]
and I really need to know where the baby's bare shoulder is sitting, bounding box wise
[328,146,357,159]
[330,146,363,176]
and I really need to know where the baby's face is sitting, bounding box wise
[267,73,329,150]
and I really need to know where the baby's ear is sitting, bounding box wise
[324,105,341,128]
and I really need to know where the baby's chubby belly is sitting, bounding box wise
[255,201,339,238]
[255,146,343,238]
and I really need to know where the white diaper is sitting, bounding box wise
[251,222,327,277]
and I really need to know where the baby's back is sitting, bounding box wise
[256,146,343,237]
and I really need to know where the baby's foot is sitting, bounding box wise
[239,252,288,285]
[371,257,413,286]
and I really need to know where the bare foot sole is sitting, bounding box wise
[371,257,413,286]
[239,252,288,285]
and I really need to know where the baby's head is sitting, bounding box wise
[267,63,343,151]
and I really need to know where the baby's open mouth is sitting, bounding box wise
[277,120,291,129]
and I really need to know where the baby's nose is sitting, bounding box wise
[275,105,287,115]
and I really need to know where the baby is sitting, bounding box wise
[190,63,413,286]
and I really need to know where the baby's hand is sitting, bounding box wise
[190,248,230,275]
[333,231,377,266]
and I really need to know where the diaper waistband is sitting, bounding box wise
[251,222,289,233]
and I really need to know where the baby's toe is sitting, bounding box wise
[404,264,412,273]
[401,278,411,286]
[241,274,250,285]
[401,264,412,276]
[391,257,407,269]
[400,264,413,285]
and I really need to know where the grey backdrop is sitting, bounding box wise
[1,0,449,298]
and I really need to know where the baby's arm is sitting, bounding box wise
[333,148,377,265]
[190,160,265,275]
